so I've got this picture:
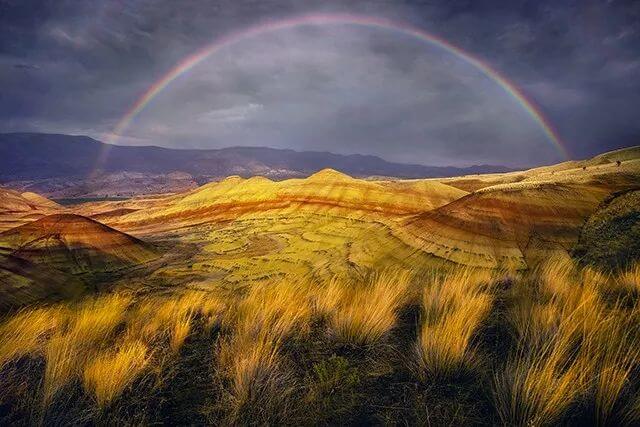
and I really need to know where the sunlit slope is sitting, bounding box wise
[0,187,62,231]
[400,182,619,269]
[398,147,640,269]
[102,171,465,284]
[144,214,449,287]
[0,214,158,274]
[107,169,467,231]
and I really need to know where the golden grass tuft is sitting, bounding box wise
[0,306,68,369]
[218,330,287,418]
[494,313,590,426]
[169,313,194,353]
[230,280,314,339]
[414,268,493,380]
[42,293,131,406]
[83,340,150,407]
[326,269,412,345]
[126,290,227,348]
[217,280,311,423]
[312,275,347,320]
[619,264,640,288]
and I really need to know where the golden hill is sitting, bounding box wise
[104,168,467,232]
[397,146,639,268]
[0,214,158,274]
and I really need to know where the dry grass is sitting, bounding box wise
[229,280,314,339]
[217,330,290,421]
[216,280,312,423]
[42,293,131,406]
[83,340,150,407]
[312,275,347,319]
[619,264,640,288]
[494,259,640,426]
[494,310,591,426]
[2,261,640,424]
[414,269,493,380]
[170,313,194,352]
[0,306,68,369]
[126,290,227,349]
[586,308,640,425]
[326,269,412,345]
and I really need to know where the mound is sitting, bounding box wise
[573,189,640,270]
[587,146,640,165]
[306,168,356,182]
[0,214,158,274]
[400,182,610,269]
[19,191,61,209]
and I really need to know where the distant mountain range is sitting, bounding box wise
[0,132,514,198]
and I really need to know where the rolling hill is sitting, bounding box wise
[95,169,468,233]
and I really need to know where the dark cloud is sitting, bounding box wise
[0,0,638,167]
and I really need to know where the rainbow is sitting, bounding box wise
[102,13,569,167]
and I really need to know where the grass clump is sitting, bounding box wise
[327,269,412,346]
[216,280,312,424]
[83,340,150,407]
[43,293,131,406]
[0,306,68,369]
[414,269,493,380]
[494,258,640,425]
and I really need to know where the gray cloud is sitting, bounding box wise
[1,0,639,167]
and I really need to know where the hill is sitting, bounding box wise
[399,182,611,269]
[398,147,640,268]
[0,214,159,274]
[102,169,469,232]
[0,133,512,198]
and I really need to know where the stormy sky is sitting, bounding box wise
[1,0,639,167]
